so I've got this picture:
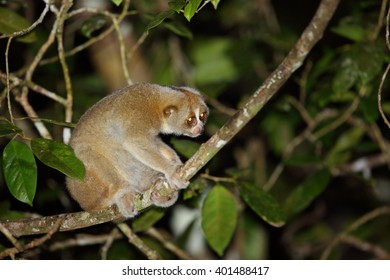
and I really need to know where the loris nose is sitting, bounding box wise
[192,125,204,136]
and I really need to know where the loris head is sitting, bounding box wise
[161,86,208,137]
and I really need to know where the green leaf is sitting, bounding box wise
[2,140,37,206]
[201,185,237,256]
[169,0,186,13]
[240,183,285,227]
[31,138,85,180]
[146,10,174,31]
[170,139,200,159]
[132,208,166,233]
[332,20,367,42]
[111,0,123,6]
[164,21,193,39]
[0,123,22,137]
[284,170,331,219]
[0,7,36,43]
[211,0,221,9]
[81,15,107,38]
[184,0,202,21]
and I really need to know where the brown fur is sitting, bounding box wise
[67,83,208,218]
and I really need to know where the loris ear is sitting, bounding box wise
[163,105,178,117]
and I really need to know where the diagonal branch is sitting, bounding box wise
[0,0,341,238]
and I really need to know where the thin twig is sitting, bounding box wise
[113,17,132,85]
[117,223,162,260]
[40,0,132,66]
[341,235,390,259]
[146,227,193,260]
[321,206,390,259]
[378,7,390,129]
[5,38,14,123]
[0,1,50,40]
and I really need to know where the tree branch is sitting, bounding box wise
[0,0,341,238]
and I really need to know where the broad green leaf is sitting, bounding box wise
[132,208,166,233]
[169,0,186,13]
[211,0,221,9]
[284,170,331,219]
[0,123,22,137]
[146,10,174,31]
[81,15,107,38]
[3,140,37,206]
[202,185,237,256]
[184,0,202,22]
[0,7,36,43]
[111,0,123,6]
[240,183,285,227]
[170,139,200,159]
[31,138,85,180]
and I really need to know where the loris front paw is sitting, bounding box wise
[151,177,179,207]
[169,171,189,190]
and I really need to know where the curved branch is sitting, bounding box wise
[0,0,341,238]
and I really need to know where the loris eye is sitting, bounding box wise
[199,112,208,122]
[186,116,197,127]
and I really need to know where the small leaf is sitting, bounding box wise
[284,170,331,219]
[170,139,200,159]
[132,208,166,233]
[0,123,22,137]
[184,0,202,22]
[0,7,36,43]
[202,185,237,256]
[111,0,123,6]
[164,21,193,39]
[211,0,221,9]
[81,15,107,38]
[31,138,85,180]
[3,140,37,206]
[169,0,186,13]
[332,20,367,42]
[240,183,285,227]
[146,10,174,31]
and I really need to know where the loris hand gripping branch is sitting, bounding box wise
[66,83,208,218]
